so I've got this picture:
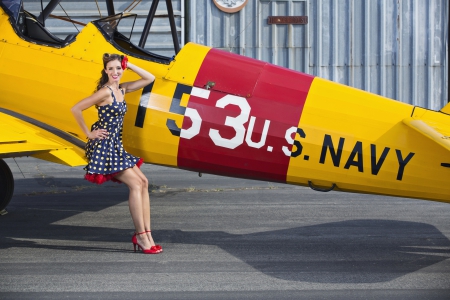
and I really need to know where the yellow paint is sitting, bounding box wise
[0,112,86,166]
[33,148,87,167]
[123,80,181,166]
[164,43,211,85]
[440,102,450,115]
[403,117,450,152]
[287,78,450,203]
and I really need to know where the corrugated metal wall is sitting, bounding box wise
[188,0,449,109]
[22,0,183,58]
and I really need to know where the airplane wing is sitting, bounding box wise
[0,109,87,167]
[403,107,450,153]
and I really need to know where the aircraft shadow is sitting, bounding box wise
[157,220,450,283]
[1,184,449,284]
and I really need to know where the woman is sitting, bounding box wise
[71,53,161,254]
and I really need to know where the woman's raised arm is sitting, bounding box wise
[121,62,155,93]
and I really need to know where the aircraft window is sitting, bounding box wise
[96,13,127,37]
[94,13,171,64]
[1,0,21,23]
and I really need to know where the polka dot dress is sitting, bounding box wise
[84,86,143,184]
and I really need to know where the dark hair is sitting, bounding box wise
[95,53,124,91]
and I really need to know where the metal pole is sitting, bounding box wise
[166,0,181,54]
[37,0,61,24]
[139,0,160,48]
[105,0,115,16]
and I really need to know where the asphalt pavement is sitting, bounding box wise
[0,157,449,299]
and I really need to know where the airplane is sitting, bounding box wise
[1,0,449,213]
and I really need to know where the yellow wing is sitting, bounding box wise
[0,109,87,167]
[403,107,450,153]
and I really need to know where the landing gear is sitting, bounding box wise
[0,159,14,213]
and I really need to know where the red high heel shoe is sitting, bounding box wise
[132,232,162,253]
[146,230,162,252]
[132,231,160,254]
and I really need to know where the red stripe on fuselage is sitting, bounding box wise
[177,49,314,182]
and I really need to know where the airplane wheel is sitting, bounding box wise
[0,159,14,211]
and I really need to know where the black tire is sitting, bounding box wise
[0,159,14,211]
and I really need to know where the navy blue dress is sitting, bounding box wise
[84,86,142,184]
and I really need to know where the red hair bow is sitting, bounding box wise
[121,56,128,70]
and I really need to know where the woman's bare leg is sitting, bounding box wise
[114,168,151,249]
[131,166,160,250]
[131,166,150,229]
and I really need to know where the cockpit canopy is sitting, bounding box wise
[93,13,171,64]
[0,0,77,46]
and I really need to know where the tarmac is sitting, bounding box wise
[0,157,449,299]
